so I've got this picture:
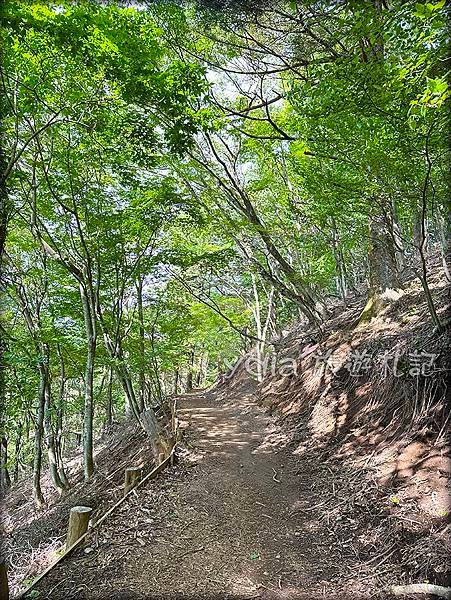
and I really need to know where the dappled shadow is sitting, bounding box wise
[27,592,365,600]
[249,264,451,589]
[30,389,354,600]
[4,421,158,597]
[179,405,263,457]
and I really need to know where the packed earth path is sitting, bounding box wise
[32,385,389,600]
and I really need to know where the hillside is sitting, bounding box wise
[1,2,450,599]
[3,259,450,599]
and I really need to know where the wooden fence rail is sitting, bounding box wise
[14,399,181,600]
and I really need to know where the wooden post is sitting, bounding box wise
[0,559,9,600]
[66,506,92,550]
[124,466,142,496]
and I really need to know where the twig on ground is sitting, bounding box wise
[174,545,205,560]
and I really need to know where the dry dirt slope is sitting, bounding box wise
[28,383,414,600]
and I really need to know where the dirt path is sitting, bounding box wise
[33,387,373,600]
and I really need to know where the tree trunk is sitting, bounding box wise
[105,366,113,428]
[137,276,146,414]
[199,354,209,387]
[38,343,66,495]
[96,309,141,423]
[0,558,9,600]
[13,421,22,483]
[186,348,194,391]
[331,218,347,300]
[444,204,451,282]
[173,370,179,396]
[33,358,46,508]
[252,275,264,383]
[0,437,11,497]
[360,207,402,322]
[413,197,428,264]
[43,371,66,495]
[369,210,401,294]
[118,366,140,420]
[195,352,207,387]
[56,345,70,489]
[0,145,9,510]
[439,209,451,283]
[391,199,405,274]
[356,4,403,322]
[80,283,96,481]
[412,127,443,331]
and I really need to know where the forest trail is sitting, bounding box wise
[34,385,365,600]
[170,388,332,599]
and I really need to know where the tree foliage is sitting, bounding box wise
[0,0,449,502]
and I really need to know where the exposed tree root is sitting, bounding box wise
[389,583,451,598]
[357,288,403,324]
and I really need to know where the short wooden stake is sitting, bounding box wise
[66,506,93,550]
[0,559,9,600]
[15,449,177,600]
[124,466,142,496]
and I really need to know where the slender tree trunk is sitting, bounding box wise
[137,276,146,413]
[391,199,405,274]
[160,371,167,398]
[174,370,179,396]
[55,413,69,490]
[199,354,209,387]
[251,275,264,382]
[413,197,428,264]
[444,204,451,284]
[438,210,451,283]
[55,345,69,489]
[105,366,113,428]
[96,308,141,422]
[331,218,347,300]
[33,358,46,507]
[38,343,66,494]
[251,277,275,382]
[13,421,22,483]
[118,363,140,420]
[43,371,65,495]
[0,146,9,504]
[186,348,194,391]
[411,126,443,331]
[80,283,96,481]
[0,436,11,496]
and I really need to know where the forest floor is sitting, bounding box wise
[23,383,439,600]
[27,386,379,599]
[5,256,450,600]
